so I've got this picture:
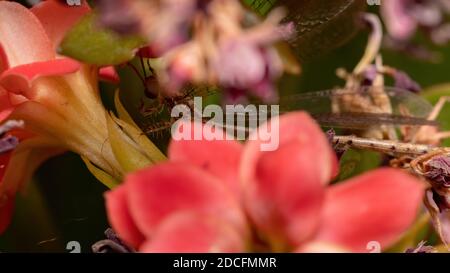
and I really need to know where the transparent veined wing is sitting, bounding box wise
[233,86,437,130]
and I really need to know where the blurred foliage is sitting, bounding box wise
[4,1,450,252]
[244,0,366,62]
[60,13,146,65]
[336,149,382,182]
[423,84,450,147]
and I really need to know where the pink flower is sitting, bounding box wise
[0,0,124,233]
[136,0,294,100]
[381,0,450,44]
[105,112,424,253]
[381,0,419,41]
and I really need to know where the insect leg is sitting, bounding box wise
[411,96,450,143]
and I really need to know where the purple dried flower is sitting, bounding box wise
[92,228,135,253]
[392,70,421,93]
[360,65,421,93]
[361,65,378,86]
[0,120,23,154]
[326,129,336,144]
[382,0,450,44]
[424,156,450,187]
[405,241,437,253]
[215,42,267,90]
[0,136,18,154]
[424,189,450,247]
[98,0,294,100]
[96,0,142,35]
[381,0,418,41]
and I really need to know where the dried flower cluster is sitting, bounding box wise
[97,0,294,102]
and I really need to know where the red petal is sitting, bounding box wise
[295,241,351,253]
[0,1,54,67]
[169,121,243,199]
[138,47,159,58]
[139,212,245,253]
[242,112,337,187]
[31,0,91,49]
[0,58,80,95]
[99,66,120,84]
[315,168,424,252]
[0,109,13,123]
[241,112,336,247]
[245,142,326,248]
[125,163,248,239]
[105,185,145,248]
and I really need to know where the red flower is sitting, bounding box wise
[106,112,424,253]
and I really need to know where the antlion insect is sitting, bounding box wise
[126,56,219,138]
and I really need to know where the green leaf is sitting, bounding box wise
[337,149,382,181]
[112,93,167,163]
[385,213,432,253]
[59,13,146,65]
[81,156,121,189]
[106,112,153,173]
[245,0,366,62]
[114,89,140,127]
[243,0,277,16]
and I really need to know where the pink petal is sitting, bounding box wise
[315,168,424,252]
[0,1,54,67]
[242,112,337,187]
[31,0,91,50]
[124,163,248,239]
[245,142,326,248]
[295,241,351,253]
[169,121,243,199]
[0,109,13,123]
[241,112,337,247]
[139,212,245,253]
[381,0,418,41]
[105,185,146,249]
[99,66,120,84]
[0,58,80,95]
